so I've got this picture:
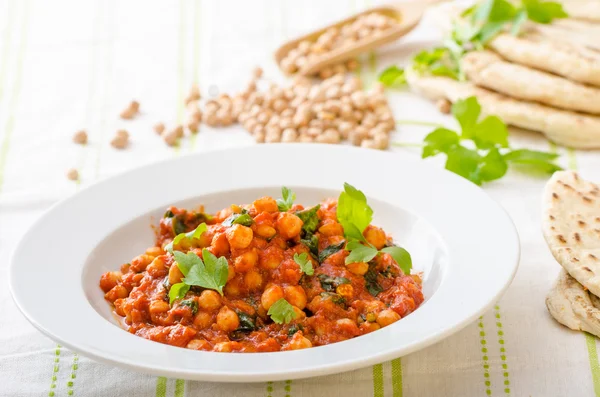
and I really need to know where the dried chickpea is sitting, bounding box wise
[261,285,284,310]
[73,130,88,144]
[153,122,165,135]
[376,309,401,327]
[437,98,452,114]
[226,224,253,249]
[66,168,79,181]
[281,128,298,143]
[216,306,240,332]
[120,100,140,119]
[110,130,129,149]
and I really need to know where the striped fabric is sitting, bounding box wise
[1,1,600,396]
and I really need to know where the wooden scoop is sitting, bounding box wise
[275,0,446,76]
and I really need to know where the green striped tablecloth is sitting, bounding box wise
[1,0,599,396]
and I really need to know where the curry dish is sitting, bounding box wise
[99,185,424,352]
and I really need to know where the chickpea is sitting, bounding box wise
[187,339,211,350]
[259,246,284,269]
[72,130,88,144]
[284,285,307,310]
[110,133,129,149]
[105,285,128,303]
[436,98,451,114]
[255,224,277,239]
[194,311,213,329]
[225,224,253,249]
[253,197,278,213]
[281,128,298,143]
[120,100,139,119]
[253,66,263,79]
[211,232,230,257]
[197,290,222,311]
[214,342,237,352]
[146,256,168,278]
[100,271,122,292]
[360,321,381,334]
[316,128,341,144]
[261,285,284,310]
[364,225,387,250]
[276,212,303,239]
[374,133,389,150]
[146,246,163,257]
[224,279,242,297]
[149,300,170,314]
[286,333,312,350]
[318,221,344,236]
[376,309,401,327]
[234,249,258,272]
[130,254,153,272]
[66,168,79,181]
[347,261,369,276]
[336,284,354,300]
[244,270,264,291]
[168,263,184,285]
[216,306,240,332]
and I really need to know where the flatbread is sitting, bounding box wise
[546,269,600,337]
[560,1,600,23]
[405,70,600,149]
[542,171,600,297]
[462,50,600,114]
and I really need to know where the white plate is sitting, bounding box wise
[9,144,519,382]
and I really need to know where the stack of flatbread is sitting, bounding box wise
[542,171,600,336]
[408,0,600,149]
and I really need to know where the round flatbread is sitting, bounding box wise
[546,269,600,337]
[542,171,600,296]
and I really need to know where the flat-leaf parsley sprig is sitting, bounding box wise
[394,96,562,185]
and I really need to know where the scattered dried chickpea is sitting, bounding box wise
[66,168,79,181]
[120,100,140,119]
[110,129,129,149]
[72,130,88,145]
[436,98,452,114]
[153,122,165,135]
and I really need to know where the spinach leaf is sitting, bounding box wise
[164,209,175,218]
[300,234,319,257]
[179,299,198,315]
[318,274,350,292]
[237,312,257,332]
[318,240,345,263]
[287,323,304,337]
[295,205,320,236]
[320,292,346,306]
[364,265,384,297]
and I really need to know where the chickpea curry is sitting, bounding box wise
[100,184,424,353]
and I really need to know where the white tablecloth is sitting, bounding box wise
[2,0,600,396]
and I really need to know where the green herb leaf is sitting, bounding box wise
[523,0,568,23]
[479,147,509,182]
[179,299,198,315]
[295,205,321,236]
[364,265,384,297]
[320,292,346,305]
[236,312,257,332]
[345,240,378,264]
[318,240,346,263]
[380,246,413,275]
[511,9,528,35]
[504,149,563,174]
[452,96,481,139]
[175,249,229,296]
[222,210,254,227]
[474,0,516,22]
[277,186,296,212]
[422,128,460,158]
[300,233,319,257]
[473,115,509,149]
[287,324,304,337]
[165,222,208,253]
[317,274,351,292]
[168,283,190,304]
[267,298,298,324]
[379,66,406,88]
[337,183,373,242]
[294,252,314,276]
[445,146,483,185]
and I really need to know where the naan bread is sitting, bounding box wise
[542,171,600,296]
[560,1,600,23]
[405,70,600,149]
[546,269,600,337]
[462,50,600,114]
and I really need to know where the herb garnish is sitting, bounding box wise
[293,252,314,276]
[317,274,350,292]
[222,209,253,227]
[295,205,320,236]
[364,266,384,297]
[277,186,296,212]
[300,233,319,257]
[165,222,207,253]
[318,240,346,263]
[345,240,413,275]
[416,96,562,185]
[336,183,373,242]
[168,248,229,304]
[267,298,298,324]
[179,299,198,315]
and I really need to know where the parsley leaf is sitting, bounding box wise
[172,248,229,298]
[318,240,346,263]
[295,205,320,236]
[379,66,406,88]
[277,186,296,212]
[294,252,314,276]
[380,246,412,275]
[452,96,481,138]
[345,240,378,264]
[523,0,567,23]
[422,128,460,158]
[336,183,373,242]
[165,222,208,253]
[267,298,298,324]
[168,283,190,304]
